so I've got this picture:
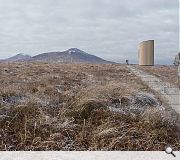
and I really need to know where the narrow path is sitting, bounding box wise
[127,65,180,113]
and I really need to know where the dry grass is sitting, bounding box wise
[138,65,179,87]
[0,62,179,151]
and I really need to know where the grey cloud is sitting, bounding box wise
[0,0,179,64]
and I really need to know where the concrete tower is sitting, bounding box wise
[138,40,154,66]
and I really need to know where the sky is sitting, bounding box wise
[0,0,179,64]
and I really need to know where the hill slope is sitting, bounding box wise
[3,53,32,62]
[2,49,114,64]
[32,48,113,64]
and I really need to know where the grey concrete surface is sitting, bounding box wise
[127,66,180,113]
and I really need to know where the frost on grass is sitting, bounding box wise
[0,63,179,151]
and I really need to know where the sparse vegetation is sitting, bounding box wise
[0,62,179,151]
[138,65,178,86]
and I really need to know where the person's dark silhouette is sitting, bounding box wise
[126,60,129,65]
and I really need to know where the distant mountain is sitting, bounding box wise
[3,53,32,62]
[32,48,114,64]
[2,49,115,64]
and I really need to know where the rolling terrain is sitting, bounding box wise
[1,53,32,62]
[1,48,114,64]
[0,62,179,151]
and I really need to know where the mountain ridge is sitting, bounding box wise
[1,53,32,62]
[1,48,115,64]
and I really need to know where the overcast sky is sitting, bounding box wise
[0,0,179,64]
